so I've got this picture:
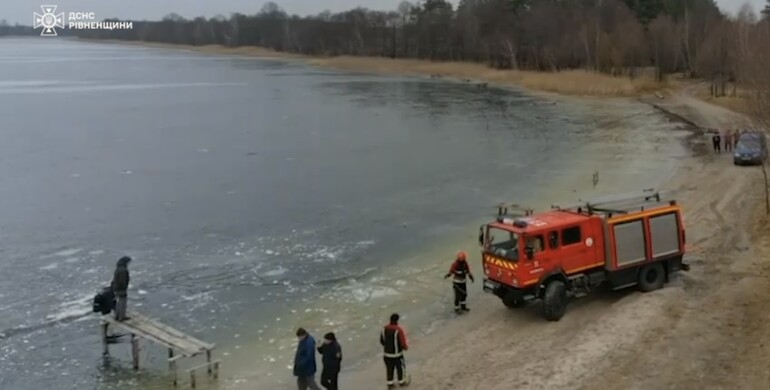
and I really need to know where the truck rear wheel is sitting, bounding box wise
[542,280,567,321]
[502,292,525,308]
[638,263,665,292]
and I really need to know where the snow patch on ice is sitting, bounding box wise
[41,248,83,259]
[348,285,400,302]
[40,263,59,271]
[263,267,287,277]
[45,294,92,322]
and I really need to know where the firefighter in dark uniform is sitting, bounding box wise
[444,251,474,313]
[380,313,410,388]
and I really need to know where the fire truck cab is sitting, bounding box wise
[479,189,689,321]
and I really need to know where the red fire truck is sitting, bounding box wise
[479,189,689,321]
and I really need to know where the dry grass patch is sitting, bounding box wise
[191,44,306,59]
[690,83,753,116]
[85,40,306,59]
[88,40,665,97]
[514,69,662,96]
[704,95,752,116]
[310,56,663,97]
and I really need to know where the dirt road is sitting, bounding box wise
[343,89,770,390]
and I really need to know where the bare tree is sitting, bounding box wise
[68,0,727,83]
[734,18,770,213]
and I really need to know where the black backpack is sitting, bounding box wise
[92,286,115,315]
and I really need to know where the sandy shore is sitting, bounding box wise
[87,40,664,98]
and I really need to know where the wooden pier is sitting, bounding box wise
[101,311,219,388]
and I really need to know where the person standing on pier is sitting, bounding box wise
[444,251,474,313]
[111,256,131,321]
[317,332,342,390]
[294,328,322,390]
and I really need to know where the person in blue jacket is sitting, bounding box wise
[294,327,322,390]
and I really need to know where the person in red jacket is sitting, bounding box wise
[380,313,410,388]
[444,251,474,313]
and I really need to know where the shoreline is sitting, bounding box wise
[84,39,667,99]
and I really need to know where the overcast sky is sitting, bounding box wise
[3,0,766,25]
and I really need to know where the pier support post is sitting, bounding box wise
[101,322,109,356]
[169,348,177,387]
[131,333,139,370]
[190,370,196,389]
[206,350,212,375]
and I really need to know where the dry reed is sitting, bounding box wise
[90,40,664,97]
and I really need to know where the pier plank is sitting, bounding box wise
[101,311,212,357]
[100,310,218,388]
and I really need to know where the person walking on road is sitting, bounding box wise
[317,332,342,390]
[444,251,475,314]
[111,256,131,321]
[734,129,741,149]
[294,328,322,390]
[380,313,410,388]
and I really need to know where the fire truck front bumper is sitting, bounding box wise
[484,278,538,303]
[483,278,504,296]
[483,278,526,298]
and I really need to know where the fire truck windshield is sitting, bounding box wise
[487,227,520,261]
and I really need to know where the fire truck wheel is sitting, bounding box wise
[502,292,525,308]
[638,263,665,292]
[542,280,567,321]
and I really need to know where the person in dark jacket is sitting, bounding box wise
[111,256,131,321]
[294,328,321,390]
[444,251,475,313]
[316,332,342,390]
[380,313,410,388]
